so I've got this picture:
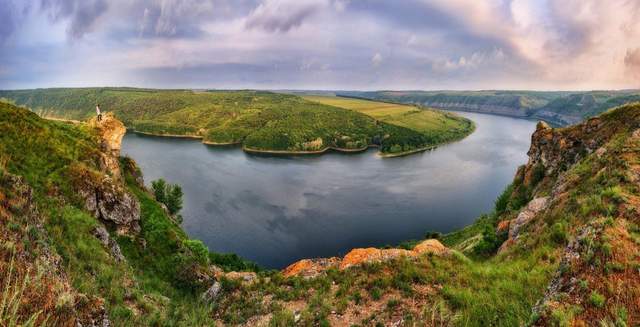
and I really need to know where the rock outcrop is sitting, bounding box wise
[524,114,635,182]
[92,225,126,262]
[201,281,222,303]
[89,113,126,181]
[71,165,141,235]
[283,239,449,278]
[71,114,141,235]
[508,196,549,240]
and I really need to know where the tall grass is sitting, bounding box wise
[0,257,46,327]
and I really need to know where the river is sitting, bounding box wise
[121,111,537,268]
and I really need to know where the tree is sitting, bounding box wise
[151,179,184,216]
[166,184,183,215]
[151,179,167,204]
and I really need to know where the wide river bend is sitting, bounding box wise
[122,111,537,268]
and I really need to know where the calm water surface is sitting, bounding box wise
[122,112,537,268]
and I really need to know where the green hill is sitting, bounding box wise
[0,88,473,155]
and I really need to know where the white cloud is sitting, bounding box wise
[371,52,382,67]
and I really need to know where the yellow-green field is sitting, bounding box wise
[302,95,469,135]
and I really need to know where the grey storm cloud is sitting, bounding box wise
[245,0,327,33]
[40,0,109,39]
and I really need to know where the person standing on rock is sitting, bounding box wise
[96,104,103,122]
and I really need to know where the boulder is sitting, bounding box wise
[508,197,550,240]
[201,282,222,303]
[71,165,141,235]
[340,248,384,269]
[224,271,258,284]
[413,239,448,255]
[282,258,340,278]
[91,225,126,262]
[497,220,511,233]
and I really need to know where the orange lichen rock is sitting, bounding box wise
[282,257,340,278]
[412,239,448,255]
[283,239,449,277]
[497,220,511,233]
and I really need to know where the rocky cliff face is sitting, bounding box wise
[89,113,126,181]
[73,114,140,234]
[494,104,640,325]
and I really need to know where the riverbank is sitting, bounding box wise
[132,130,204,139]
[242,144,371,155]
[130,127,475,158]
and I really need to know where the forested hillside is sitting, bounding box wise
[0,88,473,155]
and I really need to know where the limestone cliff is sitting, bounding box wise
[72,113,140,234]
[89,113,126,181]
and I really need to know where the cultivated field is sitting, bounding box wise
[303,95,473,139]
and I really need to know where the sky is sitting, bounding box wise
[1,0,640,91]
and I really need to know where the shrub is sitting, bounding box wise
[589,291,606,308]
[166,184,183,215]
[550,221,568,245]
[600,186,625,204]
[183,239,210,265]
[531,163,546,186]
[495,184,514,214]
[473,225,506,257]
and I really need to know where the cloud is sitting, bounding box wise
[245,0,328,33]
[625,48,640,80]
[0,3,17,43]
[39,0,109,39]
[371,53,382,67]
[136,0,217,38]
[432,48,505,71]
[0,1,33,44]
[2,0,640,90]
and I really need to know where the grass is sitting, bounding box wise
[0,257,45,327]
[303,95,471,134]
